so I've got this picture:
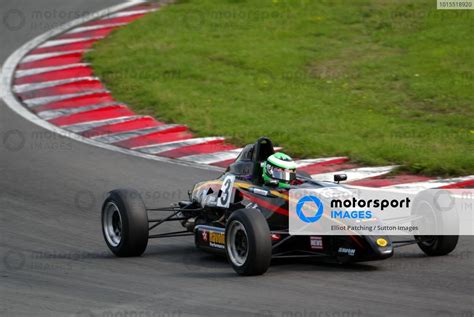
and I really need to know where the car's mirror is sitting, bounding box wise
[334,174,347,183]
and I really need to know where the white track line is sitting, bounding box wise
[180,149,243,164]
[62,115,146,133]
[381,175,474,193]
[295,157,347,168]
[311,166,398,183]
[66,23,127,34]
[15,63,89,78]
[37,37,102,48]
[13,77,99,93]
[37,102,118,120]
[20,50,90,63]
[135,137,226,154]
[91,124,183,144]
[23,90,108,108]
[104,9,156,19]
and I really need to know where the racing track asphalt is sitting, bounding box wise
[1,1,473,316]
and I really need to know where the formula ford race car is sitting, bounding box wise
[101,137,458,275]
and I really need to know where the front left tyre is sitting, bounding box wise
[225,208,272,276]
[102,189,149,257]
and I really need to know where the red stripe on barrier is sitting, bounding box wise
[15,66,94,85]
[18,53,84,70]
[115,130,193,149]
[17,80,104,100]
[58,27,119,40]
[158,140,236,159]
[29,39,98,55]
[441,179,474,189]
[348,174,432,188]
[81,116,163,138]
[85,14,146,27]
[298,162,357,175]
[297,157,350,174]
[34,92,114,112]
[50,105,134,126]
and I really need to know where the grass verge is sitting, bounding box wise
[87,0,473,176]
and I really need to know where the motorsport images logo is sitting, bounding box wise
[296,195,323,223]
[296,194,376,223]
[296,193,410,223]
[289,188,414,235]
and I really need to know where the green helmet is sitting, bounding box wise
[262,152,297,189]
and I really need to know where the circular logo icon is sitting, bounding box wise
[74,190,96,212]
[433,190,455,212]
[3,9,26,31]
[3,250,26,271]
[296,195,324,223]
[3,129,25,152]
[376,238,388,247]
[183,11,205,30]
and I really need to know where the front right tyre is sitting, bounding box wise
[415,236,459,256]
[411,190,459,256]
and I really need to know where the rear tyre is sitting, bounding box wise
[411,190,458,256]
[415,236,458,256]
[102,189,149,257]
[225,208,272,276]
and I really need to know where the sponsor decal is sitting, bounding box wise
[376,238,388,247]
[250,187,269,196]
[338,247,356,256]
[201,230,208,242]
[209,231,225,249]
[310,236,323,250]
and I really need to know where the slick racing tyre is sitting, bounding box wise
[102,189,149,257]
[225,208,272,276]
[411,190,458,256]
[415,236,459,256]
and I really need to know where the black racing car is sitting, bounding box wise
[101,137,458,275]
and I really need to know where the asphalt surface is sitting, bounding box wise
[1,1,473,316]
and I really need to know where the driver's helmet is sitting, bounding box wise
[262,152,297,188]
